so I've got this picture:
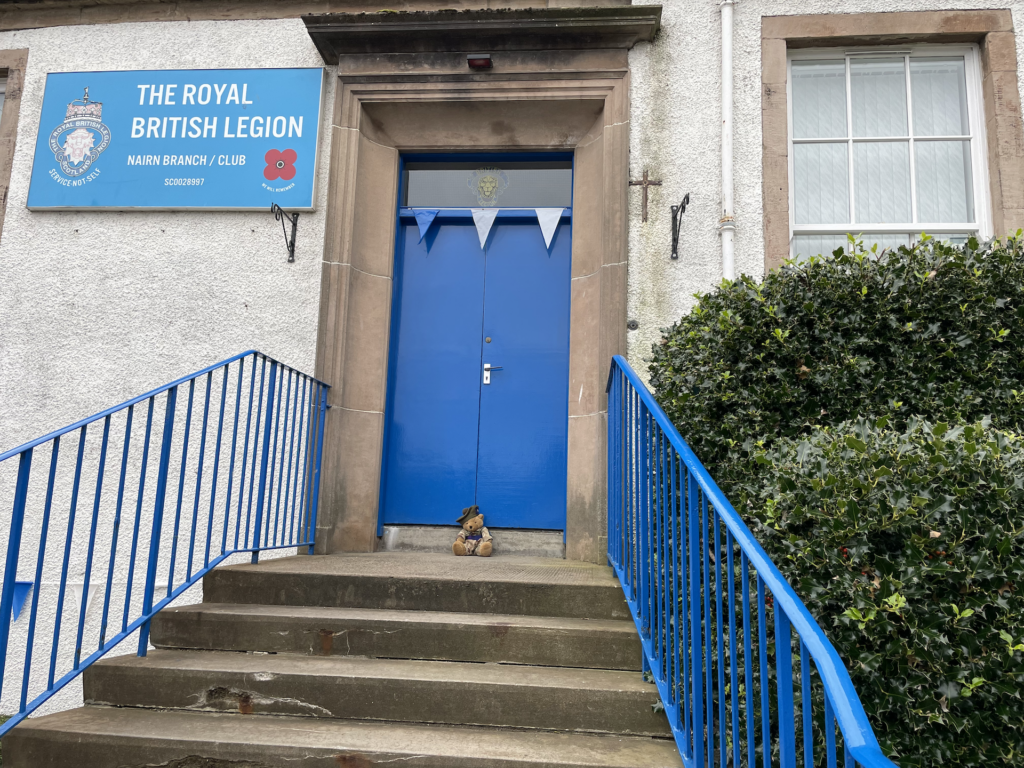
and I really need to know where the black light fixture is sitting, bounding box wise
[467,53,493,70]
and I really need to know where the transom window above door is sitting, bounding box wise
[403,160,573,208]
[788,46,991,260]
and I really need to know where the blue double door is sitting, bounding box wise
[381,211,571,530]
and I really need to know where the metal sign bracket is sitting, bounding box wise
[271,203,299,263]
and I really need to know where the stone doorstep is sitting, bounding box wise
[217,552,621,586]
[83,650,672,737]
[152,603,642,671]
[3,707,684,768]
[203,553,630,620]
[381,525,565,558]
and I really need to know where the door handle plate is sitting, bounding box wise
[483,363,502,385]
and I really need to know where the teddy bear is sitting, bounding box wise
[452,505,493,557]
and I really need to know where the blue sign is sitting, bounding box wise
[27,68,325,210]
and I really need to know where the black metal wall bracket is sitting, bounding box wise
[671,193,690,260]
[271,203,299,263]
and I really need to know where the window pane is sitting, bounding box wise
[851,58,908,137]
[793,233,912,263]
[792,60,848,138]
[861,233,912,251]
[403,161,572,207]
[793,234,848,261]
[911,233,971,246]
[915,140,974,222]
[793,143,850,225]
[793,232,972,262]
[910,57,969,136]
[854,141,911,223]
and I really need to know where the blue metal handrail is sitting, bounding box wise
[607,355,897,768]
[0,351,329,735]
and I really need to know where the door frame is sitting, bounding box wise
[378,152,575,536]
[313,71,630,563]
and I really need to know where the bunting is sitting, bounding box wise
[471,208,499,250]
[413,208,440,243]
[415,207,568,252]
[535,208,564,248]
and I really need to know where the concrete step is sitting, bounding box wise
[152,603,642,670]
[204,552,629,620]
[83,650,671,736]
[382,525,565,557]
[3,706,684,767]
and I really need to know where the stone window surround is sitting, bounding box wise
[762,10,1024,272]
[0,49,27,246]
[312,71,630,564]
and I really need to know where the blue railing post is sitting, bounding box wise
[777,608,797,768]
[251,360,278,564]
[689,469,703,768]
[137,387,177,655]
[825,689,838,768]
[606,372,615,567]
[305,384,328,555]
[612,371,621,569]
[21,440,59,712]
[0,449,33,699]
[75,416,111,669]
[639,407,649,639]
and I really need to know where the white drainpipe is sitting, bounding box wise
[720,0,736,280]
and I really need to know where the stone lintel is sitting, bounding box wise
[302,6,662,63]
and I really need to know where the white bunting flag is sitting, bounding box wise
[535,208,564,249]
[471,208,499,250]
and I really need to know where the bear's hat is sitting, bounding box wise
[456,505,481,525]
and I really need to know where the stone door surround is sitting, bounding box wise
[762,10,1024,272]
[308,8,660,563]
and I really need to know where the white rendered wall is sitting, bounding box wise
[0,18,335,718]
[626,0,1024,376]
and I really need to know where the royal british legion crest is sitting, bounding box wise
[48,87,111,177]
[468,167,509,206]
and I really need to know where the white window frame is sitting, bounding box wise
[787,44,992,257]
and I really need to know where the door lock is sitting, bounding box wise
[483,363,503,384]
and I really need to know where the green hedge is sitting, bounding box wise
[648,236,1024,766]
[747,417,1024,767]
[648,236,1024,472]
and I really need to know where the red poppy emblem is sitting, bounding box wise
[264,149,297,181]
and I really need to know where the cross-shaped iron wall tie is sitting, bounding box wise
[629,170,662,223]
